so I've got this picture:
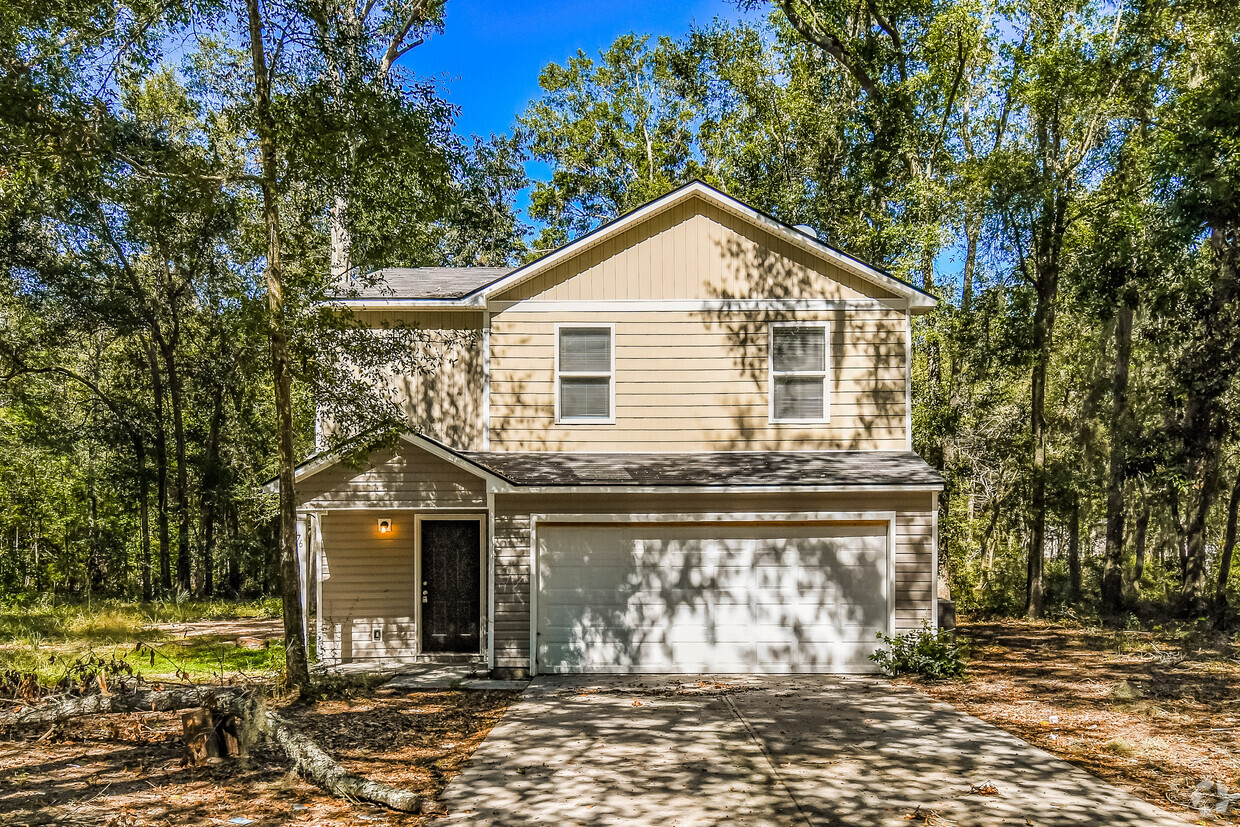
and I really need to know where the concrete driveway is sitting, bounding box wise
[438,675,1189,826]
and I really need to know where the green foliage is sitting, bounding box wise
[870,625,968,679]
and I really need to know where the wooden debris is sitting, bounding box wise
[182,707,221,765]
[0,686,243,730]
[2,684,427,813]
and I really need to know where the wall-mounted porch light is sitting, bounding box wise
[377,518,393,534]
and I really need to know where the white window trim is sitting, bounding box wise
[768,321,831,424]
[554,322,616,424]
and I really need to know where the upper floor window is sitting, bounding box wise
[556,324,615,423]
[769,322,829,423]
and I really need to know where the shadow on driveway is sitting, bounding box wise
[438,675,1189,826]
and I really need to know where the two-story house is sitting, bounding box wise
[289,181,943,678]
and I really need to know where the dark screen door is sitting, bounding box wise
[420,519,482,653]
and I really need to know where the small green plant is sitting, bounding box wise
[870,624,967,679]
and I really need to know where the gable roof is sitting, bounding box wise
[334,181,938,314]
[278,431,943,497]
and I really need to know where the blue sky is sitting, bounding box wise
[404,0,746,140]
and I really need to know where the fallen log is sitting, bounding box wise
[1,686,243,730]
[3,687,427,814]
[256,703,425,812]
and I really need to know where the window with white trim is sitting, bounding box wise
[769,323,829,422]
[556,325,615,423]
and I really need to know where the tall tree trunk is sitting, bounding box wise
[330,196,352,283]
[1210,468,1240,612]
[1183,468,1219,614]
[146,340,172,593]
[1213,470,1240,610]
[246,0,310,688]
[948,213,981,405]
[1101,301,1134,611]
[200,381,225,597]
[1067,495,1081,601]
[134,434,152,602]
[162,346,192,593]
[1131,498,1149,586]
[87,441,102,593]
[1027,261,1058,619]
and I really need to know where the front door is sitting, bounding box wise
[420,519,482,653]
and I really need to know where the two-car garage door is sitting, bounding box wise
[535,521,890,673]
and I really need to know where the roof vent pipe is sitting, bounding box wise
[794,224,818,239]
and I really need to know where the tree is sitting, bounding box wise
[518,34,709,251]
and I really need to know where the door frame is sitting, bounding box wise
[529,511,896,675]
[414,513,487,656]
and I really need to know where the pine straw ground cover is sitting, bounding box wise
[0,688,518,826]
[909,620,1240,824]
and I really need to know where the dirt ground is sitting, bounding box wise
[912,620,1240,824]
[0,688,517,826]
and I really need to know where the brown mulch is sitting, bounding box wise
[910,620,1240,823]
[0,688,518,826]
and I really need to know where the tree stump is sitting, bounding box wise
[182,707,221,765]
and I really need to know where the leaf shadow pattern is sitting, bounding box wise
[436,675,1191,826]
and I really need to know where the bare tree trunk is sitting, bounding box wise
[1067,495,1081,601]
[1213,470,1240,610]
[247,702,427,812]
[200,382,225,597]
[245,0,310,689]
[3,689,427,814]
[133,434,152,601]
[146,340,172,593]
[1027,261,1058,619]
[1101,300,1134,611]
[1,686,243,729]
[1183,469,1219,614]
[330,195,352,283]
[1131,498,1149,587]
[166,352,192,593]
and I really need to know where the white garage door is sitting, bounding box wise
[535,521,890,674]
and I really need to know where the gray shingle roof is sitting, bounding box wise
[350,267,513,300]
[456,450,943,489]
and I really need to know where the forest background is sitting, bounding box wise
[3,0,1239,650]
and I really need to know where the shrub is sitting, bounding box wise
[870,624,967,679]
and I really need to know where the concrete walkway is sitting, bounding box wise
[437,675,1189,826]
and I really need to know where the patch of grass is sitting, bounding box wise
[0,595,281,644]
[2,637,287,687]
[1104,738,1135,757]
[0,595,285,688]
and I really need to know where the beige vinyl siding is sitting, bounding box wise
[491,491,935,670]
[305,444,488,664]
[491,196,899,303]
[489,309,907,451]
[297,439,487,511]
[317,511,419,663]
[333,311,484,450]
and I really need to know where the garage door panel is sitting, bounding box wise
[536,521,890,674]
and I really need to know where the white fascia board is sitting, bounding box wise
[487,298,909,313]
[394,433,512,489]
[498,483,943,495]
[332,296,487,311]
[271,432,509,496]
